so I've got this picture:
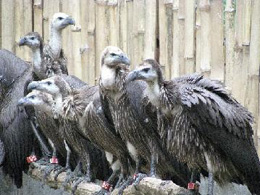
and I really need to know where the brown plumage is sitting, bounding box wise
[0,49,40,187]
[27,76,109,182]
[127,59,260,194]
[99,46,192,188]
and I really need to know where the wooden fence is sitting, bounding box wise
[0,0,260,154]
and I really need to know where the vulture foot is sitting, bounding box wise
[117,176,135,195]
[94,188,110,195]
[54,166,70,181]
[71,176,92,194]
[207,172,214,195]
[43,163,62,182]
[62,167,84,188]
[132,173,147,186]
[114,173,127,189]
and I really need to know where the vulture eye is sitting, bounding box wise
[30,95,35,99]
[30,37,35,40]
[46,81,52,86]
[58,17,63,20]
[143,68,150,73]
[110,53,117,57]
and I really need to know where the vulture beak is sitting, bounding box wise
[126,70,141,84]
[63,16,75,26]
[119,55,130,66]
[27,81,39,91]
[18,37,27,46]
[17,98,27,107]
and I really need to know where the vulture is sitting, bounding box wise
[27,75,133,193]
[17,90,79,170]
[19,12,75,79]
[99,46,192,189]
[0,49,41,187]
[27,77,110,192]
[126,59,260,195]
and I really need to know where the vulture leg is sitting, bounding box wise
[207,172,214,195]
[149,145,158,178]
[42,139,62,181]
[54,140,72,181]
[29,120,51,163]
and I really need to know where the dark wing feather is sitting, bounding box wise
[0,50,38,187]
[166,79,260,193]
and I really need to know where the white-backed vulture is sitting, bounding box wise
[19,12,75,79]
[0,49,41,187]
[99,46,192,189]
[27,75,133,193]
[126,59,260,195]
[27,76,110,192]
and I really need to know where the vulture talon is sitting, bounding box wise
[132,173,147,186]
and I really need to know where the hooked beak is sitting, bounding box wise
[63,16,75,26]
[27,81,39,91]
[18,37,27,46]
[119,55,130,66]
[17,98,28,107]
[126,70,141,84]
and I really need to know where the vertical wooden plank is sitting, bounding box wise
[184,0,195,74]
[224,0,235,91]
[0,0,2,48]
[246,0,259,153]
[87,0,96,85]
[33,0,43,36]
[109,3,119,47]
[232,0,247,104]
[61,0,74,75]
[2,0,15,52]
[158,1,173,79]
[79,0,89,82]
[95,2,109,83]
[195,0,201,73]
[199,0,211,76]
[178,0,185,75]
[143,0,156,59]
[15,0,24,58]
[69,0,82,79]
[118,0,128,53]
[242,0,252,46]
[126,0,134,67]
[210,0,224,81]
[22,0,33,61]
[158,1,167,77]
[172,0,180,78]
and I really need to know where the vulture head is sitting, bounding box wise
[126,59,164,85]
[27,76,71,98]
[18,90,53,112]
[18,32,43,49]
[101,46,130,68]
[51,12,75,31]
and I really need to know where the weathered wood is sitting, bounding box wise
[1,0,15,52]
[224,0,235,91]
[195,0,201,73]
[247,0,260,155]
[184,0,195,74]
[172,0,180,78]
[199,0,211,76]
[28,162,101,195]
[210,0,224,81]
[33,0,43,36]
[178,0,185,75]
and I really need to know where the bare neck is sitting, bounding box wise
[144,80,160,107]
[49,26,62,58]
[52,94,63,119]
[32,48,42,74]
[100,65,116,90]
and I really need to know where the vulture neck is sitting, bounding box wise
[145,79,160,107]
[52,93,63,118]
[31,48,42,75]
[49,26,62,58]
[100,65,116,90]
